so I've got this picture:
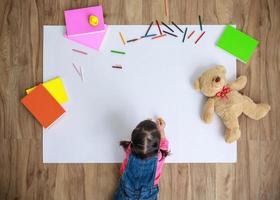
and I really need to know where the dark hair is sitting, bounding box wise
[120,120,169,159]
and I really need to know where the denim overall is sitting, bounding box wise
[113,155,159,200]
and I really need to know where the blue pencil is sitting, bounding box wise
[145,21,154,36]
[141,34,157,38]
[182,27,187,42]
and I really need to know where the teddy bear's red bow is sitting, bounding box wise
[216,86,231,99]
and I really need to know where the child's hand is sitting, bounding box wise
[156,117,166,139]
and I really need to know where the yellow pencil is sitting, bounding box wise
[119,32,126,45]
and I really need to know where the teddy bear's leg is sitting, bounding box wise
[242,96,270,120]
[222,115,241,143]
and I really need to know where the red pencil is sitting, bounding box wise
[151,34,167,40]
[195,31,205,44]
[187,30,195,39]
[156,20,162,35]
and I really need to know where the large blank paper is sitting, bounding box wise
[43,25,236,163]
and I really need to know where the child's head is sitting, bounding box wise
[120,119,168,159]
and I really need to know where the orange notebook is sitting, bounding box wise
[21,84,65,128]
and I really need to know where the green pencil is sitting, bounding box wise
[111,50,126,55]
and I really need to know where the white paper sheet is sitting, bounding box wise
[43,25,236,163]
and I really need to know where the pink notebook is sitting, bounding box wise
[65,5,105,36]
[64,5,107,50]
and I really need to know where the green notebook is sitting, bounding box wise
[217,25,259,63]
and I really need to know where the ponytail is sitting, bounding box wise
[120,140,131,150]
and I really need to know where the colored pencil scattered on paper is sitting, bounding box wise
[127,38,140,43]
[164,0,168,16]
[72,49,87,55]
[163,30,177,37]
[111,50,126,54]
[182,27,187,42]
[188,30,195,39]
[72,63,83,81]
[112,65,122,69]
[145,21,154,36]
[119,32,126,45]
[161,21,174,32]
[198,15,203,31]
[171,21,183,33]
[141,34,157,38]
[80,66,84,82]
[152,34,167,40]
[195,31,206,44]
[156,20,163,35]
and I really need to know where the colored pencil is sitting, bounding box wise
[72,49,87,55]
[112,65,122,69]
[156,20,163,35]
[151,34,167,40]
[111,50,126,54]
[188,30,195,39]
[198,15,203,31]
[164,0,168,16]
[145,21,153,36]
[141,34,157,38]
[119,32,126,45]
[182,27,187,42]
[171,21,183,33]
[195,31,206,44]
[163,30,177,37]
[161,21,174,32]
[72,63,83,81]
[80,66,84,82]
[72,63,81,76]
[127,38,140,43]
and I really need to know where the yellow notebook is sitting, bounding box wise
[26,77,69,104]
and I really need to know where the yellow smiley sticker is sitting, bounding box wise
[89,15,99,27]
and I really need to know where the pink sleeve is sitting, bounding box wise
[154,138,169,185]
[120,145,131,175]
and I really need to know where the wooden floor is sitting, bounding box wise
[0,0,279,199]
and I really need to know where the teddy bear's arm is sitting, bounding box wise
[228,76,247,91]
[202,98,215,124]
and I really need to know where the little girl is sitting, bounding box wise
[114,118,169,200]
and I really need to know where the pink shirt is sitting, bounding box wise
[120,138,169,185]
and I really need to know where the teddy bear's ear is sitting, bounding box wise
[194,78,201,91]
[216,65,226,73]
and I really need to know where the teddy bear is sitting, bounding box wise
[194,65,270,143]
